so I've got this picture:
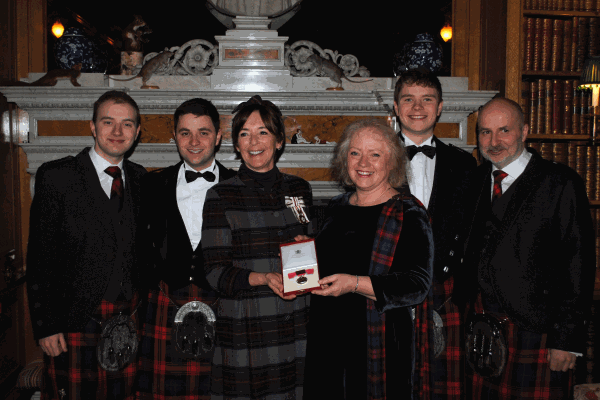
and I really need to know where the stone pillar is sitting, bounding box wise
[211,16,292,91]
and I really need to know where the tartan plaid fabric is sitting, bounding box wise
[367,194,432,400]
[466,299,572,400]
[202,169,312,399]
[432,278,464,400]
[136,282,218,400]
[41,296,139,400]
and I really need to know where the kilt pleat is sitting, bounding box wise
[136,282,217,400]
[432,278,464,400]
[466,298,572,400]
[42,296,140,400]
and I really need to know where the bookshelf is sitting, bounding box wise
[506,0,600,197]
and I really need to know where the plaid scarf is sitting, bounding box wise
[366,194,432,400]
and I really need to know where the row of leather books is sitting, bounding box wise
[523,0,600,11]
[527,142,600,199]
[523,17,599,72]
[521,80,594,135]
[525,0,600,11]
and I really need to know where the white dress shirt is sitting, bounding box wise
[89,146,125,199]
[489,149,531,199]
[403,134,436,209]
[176,160,219,250]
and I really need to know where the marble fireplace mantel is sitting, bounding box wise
[1,77,497,201]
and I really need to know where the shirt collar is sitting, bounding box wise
[402,134,435,147]
[89,146,124,174]
[491,148,531,180]
[182,159,216,174]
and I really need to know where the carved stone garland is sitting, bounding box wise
[138,39,369,77]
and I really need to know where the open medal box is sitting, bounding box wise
[280,239,320,296]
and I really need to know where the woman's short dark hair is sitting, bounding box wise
[93,90,141,127]
[331,119,408,188]
[174,98,220,132]
[231,95,285,161]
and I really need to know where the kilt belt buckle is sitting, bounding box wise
[97,301,141,372]
[465,312,508,378]
[174,301,216,360]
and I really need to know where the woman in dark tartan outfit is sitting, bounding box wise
[304,119,434,400]
[202,96,313,399]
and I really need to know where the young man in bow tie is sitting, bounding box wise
[27,90,147,399]
[394,70,476,400]
[136,98,236,399]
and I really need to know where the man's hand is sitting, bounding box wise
[547,348,576,372]
[39,333,67,357]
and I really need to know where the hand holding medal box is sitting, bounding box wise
[280,239,320,296]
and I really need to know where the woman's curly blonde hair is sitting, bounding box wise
[331,119,408,188]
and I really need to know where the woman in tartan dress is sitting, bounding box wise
[202,95,313,399]
[304,119,434,399]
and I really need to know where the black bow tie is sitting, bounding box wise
[406,145,436,160]
[185,170,216,183]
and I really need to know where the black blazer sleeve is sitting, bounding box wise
[546,170,596,351]
[27,162,69,340]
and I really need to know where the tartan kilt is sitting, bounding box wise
[466,299,572,400]
[42,295,140,400]
[431,277,464,400]
[135,281,218,400]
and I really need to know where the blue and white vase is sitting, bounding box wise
[55,27,106,72]
[404,33,443,73]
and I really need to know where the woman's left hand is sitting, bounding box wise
[311,274,355,297]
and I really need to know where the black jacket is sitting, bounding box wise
[139,160,236,292]
[27,148,147,341]
[400,136,476,285]
[455,150,596,353]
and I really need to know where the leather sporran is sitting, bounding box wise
[465,313,508,378]
[173,301,216,360]
[412,308,445,357]
[432,310,445,358]
[97,314,139,371]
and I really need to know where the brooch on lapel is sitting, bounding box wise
[285,196,310,224]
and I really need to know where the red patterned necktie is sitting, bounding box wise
[491,170,508,206]
[105,166,123,211]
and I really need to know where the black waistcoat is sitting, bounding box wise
[477,177,521,311]
[103,184,136,302]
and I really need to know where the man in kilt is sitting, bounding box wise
[135,98,236,399]
[455,97,596,399]
[27,90,147,399]
[393,69,476,399]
